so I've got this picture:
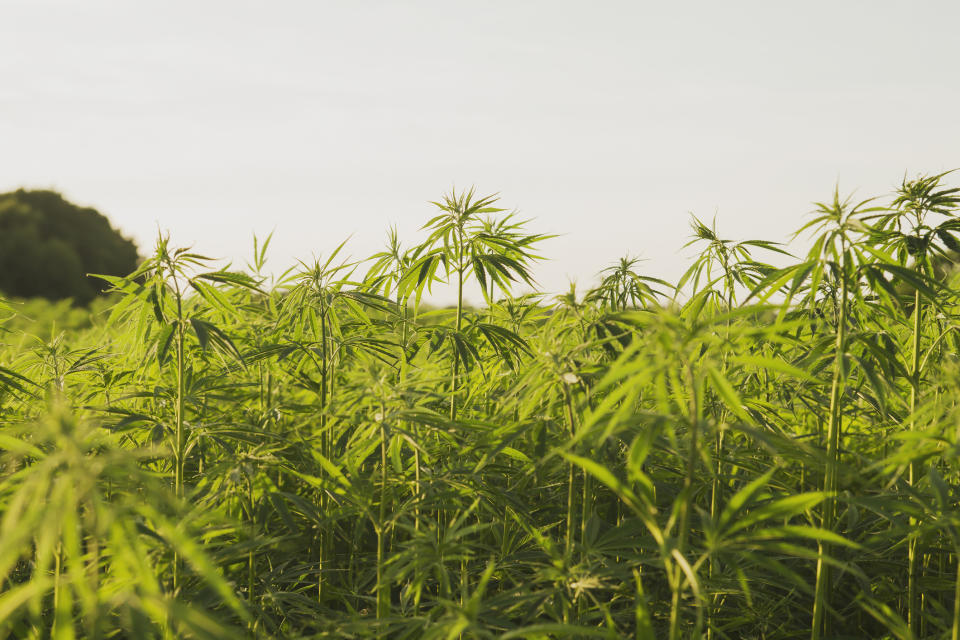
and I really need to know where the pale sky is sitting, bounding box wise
[3,1,959,304]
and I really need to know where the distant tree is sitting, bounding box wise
[0,189,140,304]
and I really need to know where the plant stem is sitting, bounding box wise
[952,551,960,640]
[318,308,328,603]
[173,294,186,594]
[399,292,420,533]
[669,365,701,640]
[376,412,389,619]
[562,382,578,623]
[908,287,923,634]
[450,226,465,421]
[562,383,578,559]
[707,287,734,640]
[811,262,848,640]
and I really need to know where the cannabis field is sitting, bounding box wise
[3,175,960,639]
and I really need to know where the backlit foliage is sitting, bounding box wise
[2,178,960,639]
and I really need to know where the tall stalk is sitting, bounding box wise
[707,285,734,640]
[562,381,578,551]
[318,306,329,603]
[451,225,465,421]
[400,296,421,533]
[562,379,578,623]
[172,277,187,594]
[669,364,701,640]
[246,473,256,621]
[953,557,960,640]
[908,287,923,633]
[811,257,849,640]
[376,405,389,619]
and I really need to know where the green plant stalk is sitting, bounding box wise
[52,540,62,627]
[376,415,389,619]
[87,518,101,640]
[460,557,468,608]
[953,552,960,640]
[318,309,329,604]
[562,383,578,623]
[450,225,465,421]
[634,568,654,640]
[707,286,734,640]
[173,294,186,595]
[564,459,576,625]
[248,358,269,622]
[580,467,591,551]
[669,365,701,640]
[562,383,578,560]
[811,266,848,640]
[908,287,922,634]
[439,225,466,599]
[710,289,734,526]
[398,291,421,534]
[577,475,591,622]
[577,399,591,618]
[396,289,425,616]
[247,474,256,612]
[258,362,265,417]
[706,426,725,640]
[320,310,329,444]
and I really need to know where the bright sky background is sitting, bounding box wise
[3,1,959,304]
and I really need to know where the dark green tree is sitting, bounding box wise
[0,189,139,304]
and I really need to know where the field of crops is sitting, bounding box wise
[2,175,960,639]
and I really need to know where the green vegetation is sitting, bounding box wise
[0,190,139,304]
[1,174,960,639]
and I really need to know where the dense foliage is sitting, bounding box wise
[0,190,139,304]
[2,176,960,639]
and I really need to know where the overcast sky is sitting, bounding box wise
[3,1,959,303]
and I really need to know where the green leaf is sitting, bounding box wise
[705,364,752,424]
[156,323,177,367]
